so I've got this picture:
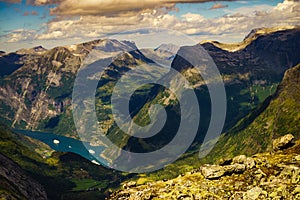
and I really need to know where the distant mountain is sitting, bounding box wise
[200,26,298,52]
[0,27,299,167]
[141,43,179,67]
[0,39,154,136]
[202,63,300,163]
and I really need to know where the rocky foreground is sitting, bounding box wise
[108,134,300,199]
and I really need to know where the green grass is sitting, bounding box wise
[71,179,107,191]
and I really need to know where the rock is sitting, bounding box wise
[245,158,256,169]
[123,181,137,189]
[244,187,263,200]
[232,155,255,169]
[272,134,295,151]
[201,163,246,179]
[295,155,300,161]
[201,165,226,179]
[232,155,247,164]
[254,169,267,181]
[224,164,246,174]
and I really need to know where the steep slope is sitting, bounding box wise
[0,39,153,137]
[0,153,48,200]
[109,135,300,199]
[0,125,128,199]
[114,61,300,184]
[125,27,300,154]
[202,63,300,163]
[200,27,300,130]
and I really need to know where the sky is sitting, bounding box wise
[0,0,299,52]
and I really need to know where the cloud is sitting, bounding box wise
[25,0,236,16]
[4,29,36,43]
[2,0,300,51]
[210,3,228,10]
[31,0,300,41]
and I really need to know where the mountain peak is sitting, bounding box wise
[243,26,298,41]
[154,43,180,54]
[15,45,47,55]
[200,26,299,52]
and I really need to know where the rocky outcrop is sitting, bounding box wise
[108,135,300,199]
[273,134,295,151]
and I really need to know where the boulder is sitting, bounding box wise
[232,155,247,164]
[201,164,246,179]
[201,165,226,179]
[244,157,256,169]
[224,164,246,174]
[232,155,255,169]
[272,134,295,151]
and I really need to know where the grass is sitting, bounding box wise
[71,179,107,191]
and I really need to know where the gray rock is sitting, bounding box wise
[272,134,295,151]
[244,187,263,199]
[232,155,247,164]
[224,164,246,174]
[201,165,226,179]
[201,163,246,179]
[232,155,255,169]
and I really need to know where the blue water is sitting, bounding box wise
[15,130,109,167]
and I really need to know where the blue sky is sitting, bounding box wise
[0,1,56,35]
[0,0,298,52]
[171,1,282,18]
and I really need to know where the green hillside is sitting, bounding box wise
[203,63,300,163]
[0,125,128,199]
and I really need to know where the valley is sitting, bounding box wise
[0,26,300,199]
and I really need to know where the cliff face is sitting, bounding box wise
[0,153,48,200]
[0,39,150,137]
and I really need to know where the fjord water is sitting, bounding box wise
[15,129,109,166]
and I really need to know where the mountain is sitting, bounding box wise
[201,63,300,163]
[0,27,299,168]
[199,27,300,130]
[200,26,298,52]
[0,39,154,137]
[141,43,179,67]
[128,27,300,151]
[0,26,300,198]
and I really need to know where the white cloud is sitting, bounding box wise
[4,29,36,43]
[2,0,300,51]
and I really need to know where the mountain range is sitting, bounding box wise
[0,26,299,199]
